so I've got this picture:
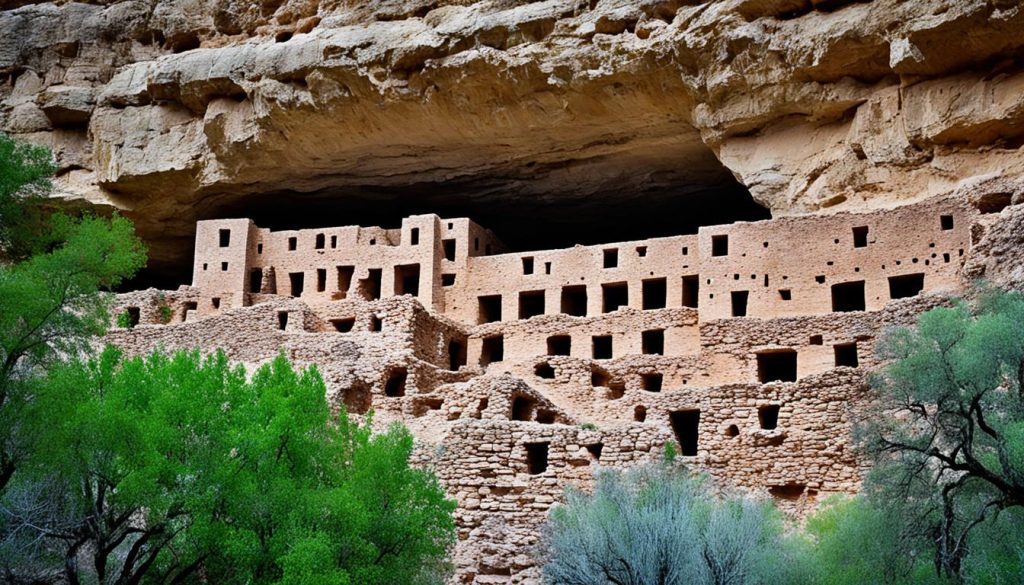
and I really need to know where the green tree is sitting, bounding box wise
[861,288,1024,580]
[539,463,812,585]
[2,348,456,584]
[0,133,147,492]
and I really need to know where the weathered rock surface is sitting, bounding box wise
[2,0,1024,278]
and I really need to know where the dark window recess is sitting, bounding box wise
[547,335,571,356]
[394,264,421,297]
[634,405,647,422]
[636,246,647,257]
[478,295,502,324]
[591,367,610,387]
[592,335,613,360]
[337,266,354,297]
[586,443,603,460]
[779,289,792,301]
[211,297,221,309]
[288,236,297,251]
[522,257,534,275]
[731,290,749,317]
[365,269,383,300]
[536,410,556,424]
[940,215,954,230]
[250,268,263,293]
[641,373,662,392]
[525,442,549,474]
[448,340,466,371]
[545,261,552,274]
[670,410,700,456]
[682,275,700,308]
[410,228,419,246]
[834,343,859,367]
[289,272,304,297]
[480,335,504,366]
[441,273,456,286]
[519,290,545,319]
[369,315,382,332]
[831,281,865,312]
[815,275,826,284]
[331,318,355,332]
[316,268,326,292]
[511,395,535,421]
[257,243,263,254]
[711,235,728,256]
[125,307,140,328]
[852,226,868,248]
[888,273,924,299]
[602,282,629,313]
[642,278,667,310]
[535,362,555,379]
[641,330,664,355]
[758,405,780,430]
[384,368,407,397]
[442,239,457,261]
[315,233,325,249]
[221,262,229,271]
[725,424,739,438]
[561,285,588,317]
[219,229,230,247]
[809,335,823,345]
[757,350,797,383]
[330,235,337,248]
[183,301,198,317]
[277,311,288,330]
[603,249,618,268]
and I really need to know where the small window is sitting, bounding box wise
[315,233,325,249]
[522,257,534,275]
[586,443,603,460]
[211,297,221,309]
[535,362,555,379]
[592,335,613,360]
[384,368,407,397]
[852,226,868,248]
[331,318,355,333]
[480,335,504,366]
[316,268,326,292]
[940,215,954,230]
[544,261,552,275]
[779,289,792,301]
[221,261,229,271]
[250,268,263,293]
[642,278,667,310]
[257,243,263,254]
[809,335,823,345]
[219,229,230,247]
[369,315,382,332]
[758,405,780,430]
[834,343,858,367]
[641,330,664,355]
[711,235,728,256]
[641,373,662,392]
[603,249,618,268]
[888,273,924,299]
[448,340,466,371]
[636,246,647,257]
[511,395,535,421]
[547,335,571,356]
[682,275,699,308]
[731,290,749,317]
[815,275,826,284]
[681,246,688,256]
[288,237,297,251]
[410,228,419,246]
[394,264,421,297]
[125,307,140,328]
[602,282,628,313]
[757,350,797,383]
[561,285,587,317]
[525,442,549,474]
[337,266,354,297]
[634,405,647,422]
[669,410,700,456]
[277,311,288,330]
[442,239,456,261]
[441,273,456,287]
[478,295,502,324]
[370,238,376,245]
[330,235,337,248]
[518,290,545,320]
[289,272,304,297]
[831,281,865,312]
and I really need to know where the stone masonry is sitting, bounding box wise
[107,195,977,583]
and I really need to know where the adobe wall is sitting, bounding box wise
[106,196,983,584]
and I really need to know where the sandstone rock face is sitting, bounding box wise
[2,0,1023,278]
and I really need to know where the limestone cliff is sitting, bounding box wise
[2,0,1023,278]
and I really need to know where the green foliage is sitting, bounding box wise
[540,464,812,585]
[0,132,56,260]
[578,422,598,431]
[115,309,134,329]
[156,292,174,323]
[662,440,678,464]
[3,348,456,584]
[861,288,1024,579]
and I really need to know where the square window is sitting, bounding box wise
[522,257,535,275]
[711,235,728,256]
[603,249,618,268]
[641,330,664,355]
[834,343,858,367]
[592,335,613,360]
[940,215,954,230]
